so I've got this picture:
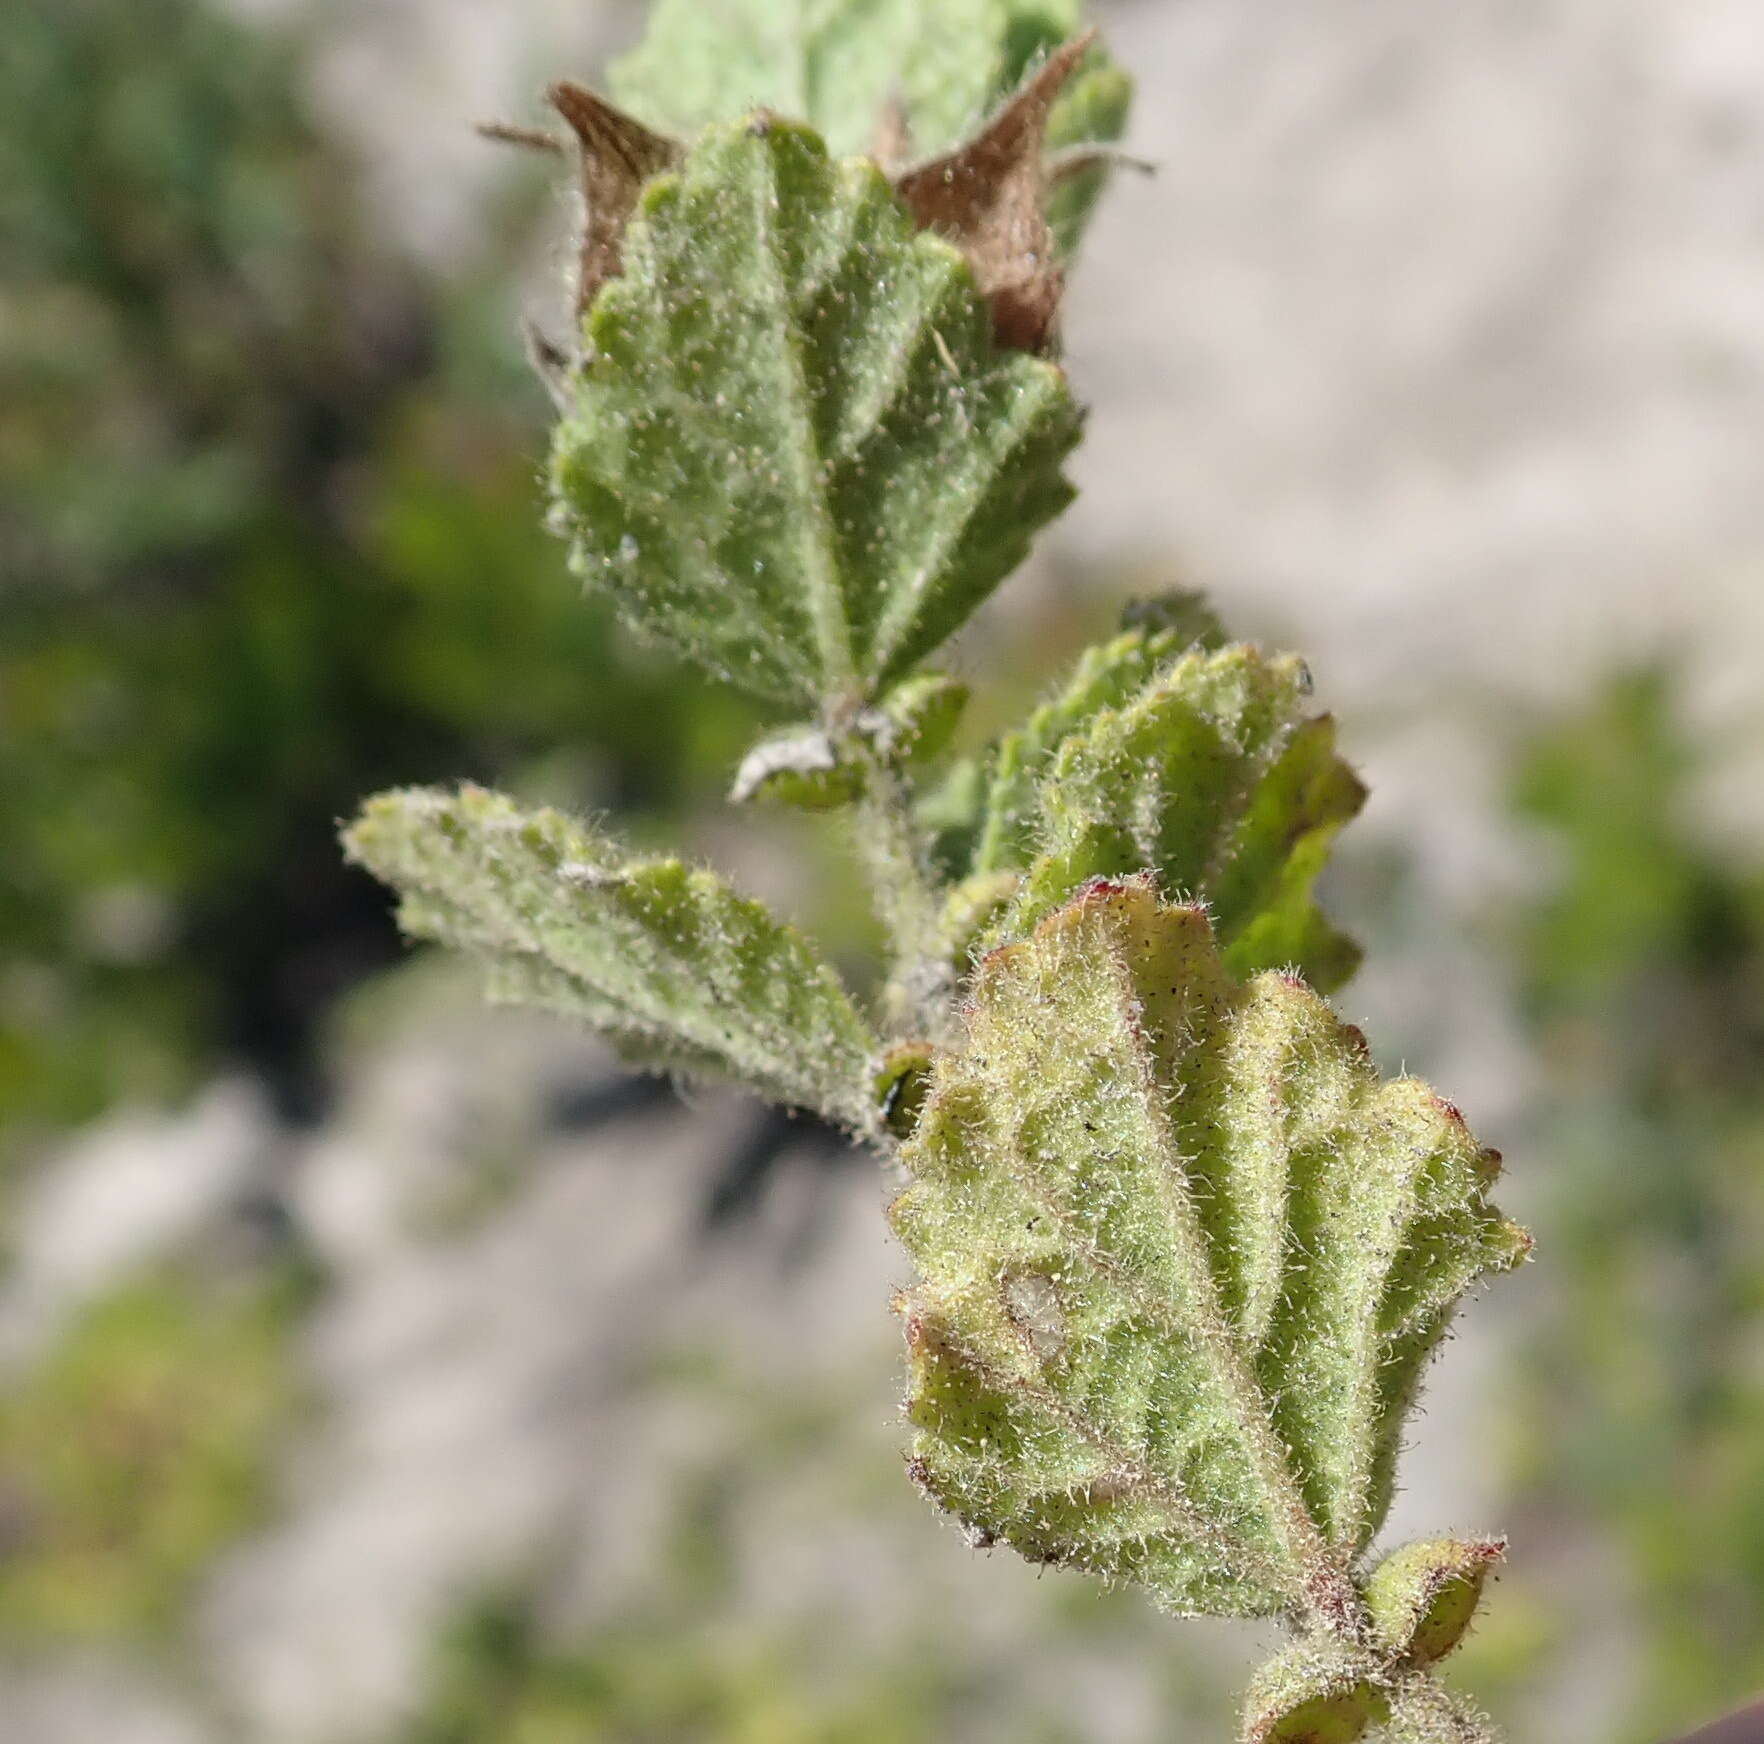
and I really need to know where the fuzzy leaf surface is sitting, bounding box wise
[893,878,1527,1617]
[610,0,1121,167]
[344,786,879,1129]
[1243,1642,1390,1744]
[982,644,1367,990]
[1363,1536,1504,1669]
[970,623,1195,876]
[548,120,1082,706]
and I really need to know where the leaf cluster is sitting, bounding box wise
[345,5,1530,1738]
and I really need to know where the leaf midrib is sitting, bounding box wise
[968,1162,1294,1602]
[751,130,857,697]
[1336,1087,1430,1546]
[920,1282,1290,1590]
[1091,924,1364,1633]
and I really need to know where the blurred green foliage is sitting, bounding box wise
[0,1265,306,1640]
[1502,667,1764,1739]
[405,1354,1109,1744]
[0,0,759,1158]
[410,1591,967,1744]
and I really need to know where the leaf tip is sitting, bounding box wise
[1363,1534,1507,1668]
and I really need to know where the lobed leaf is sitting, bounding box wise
[892,878,1528,1618]
[343,785,880,1130]
[917,594,1225,880]
[548,118,1082,707]
[969,622,1201,877]
[609,0,1123,170]
[977,643,1368,990]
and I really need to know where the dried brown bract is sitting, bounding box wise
[546,82,682,316]
[893,32,1096,354]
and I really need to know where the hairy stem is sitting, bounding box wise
[850,748,947,1037]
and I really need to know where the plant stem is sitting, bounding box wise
[850,749,947,1037]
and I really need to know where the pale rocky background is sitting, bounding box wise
[8,1,1764,1739]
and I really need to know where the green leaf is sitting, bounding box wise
[1363,1537,1505,1669]
[1381,1679,1498,1744]
[728,726,856,811]
[1242,1642,1391,1744]
[916,756,992,881]
[548,119,1082,708]
[874,1041,936,1139]
[979,643,1368,991]
[969,623,1197,876]
[343,785,880,1130]
[1119,586,1229,647]
[892,878,1528,1619]
[729,673,968,809]
[610,0,1118,165]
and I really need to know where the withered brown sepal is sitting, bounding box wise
[484,32,1102,359]
[546,82,683,317]
[892,32,1097,355]
[481,87,683,325]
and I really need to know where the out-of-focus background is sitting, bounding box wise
[5,1,1764,1739]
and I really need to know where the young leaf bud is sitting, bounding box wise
[1363,1537,1505,1669]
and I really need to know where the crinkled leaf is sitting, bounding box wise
[969,623,1198,877]
[892,878,1527,1617]
[610,0,1122,169]
[343,786,879,1130]
[548,119,1082,707]
[919,595,1222,879]
[981,644,1367,990]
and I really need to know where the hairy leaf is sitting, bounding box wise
[610,0,1120,167]
[1363,1537,1504,1669]
[1242,1642,1391,1744]
[729,673,968,808]
[969,623,1198,876]
[980,644,1368,990]
[548,119,1082,707]
[1381,1679,1498,1744]
[919,594,1224,878]
[892,878,1527,1619]
[343,786,880,1129]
